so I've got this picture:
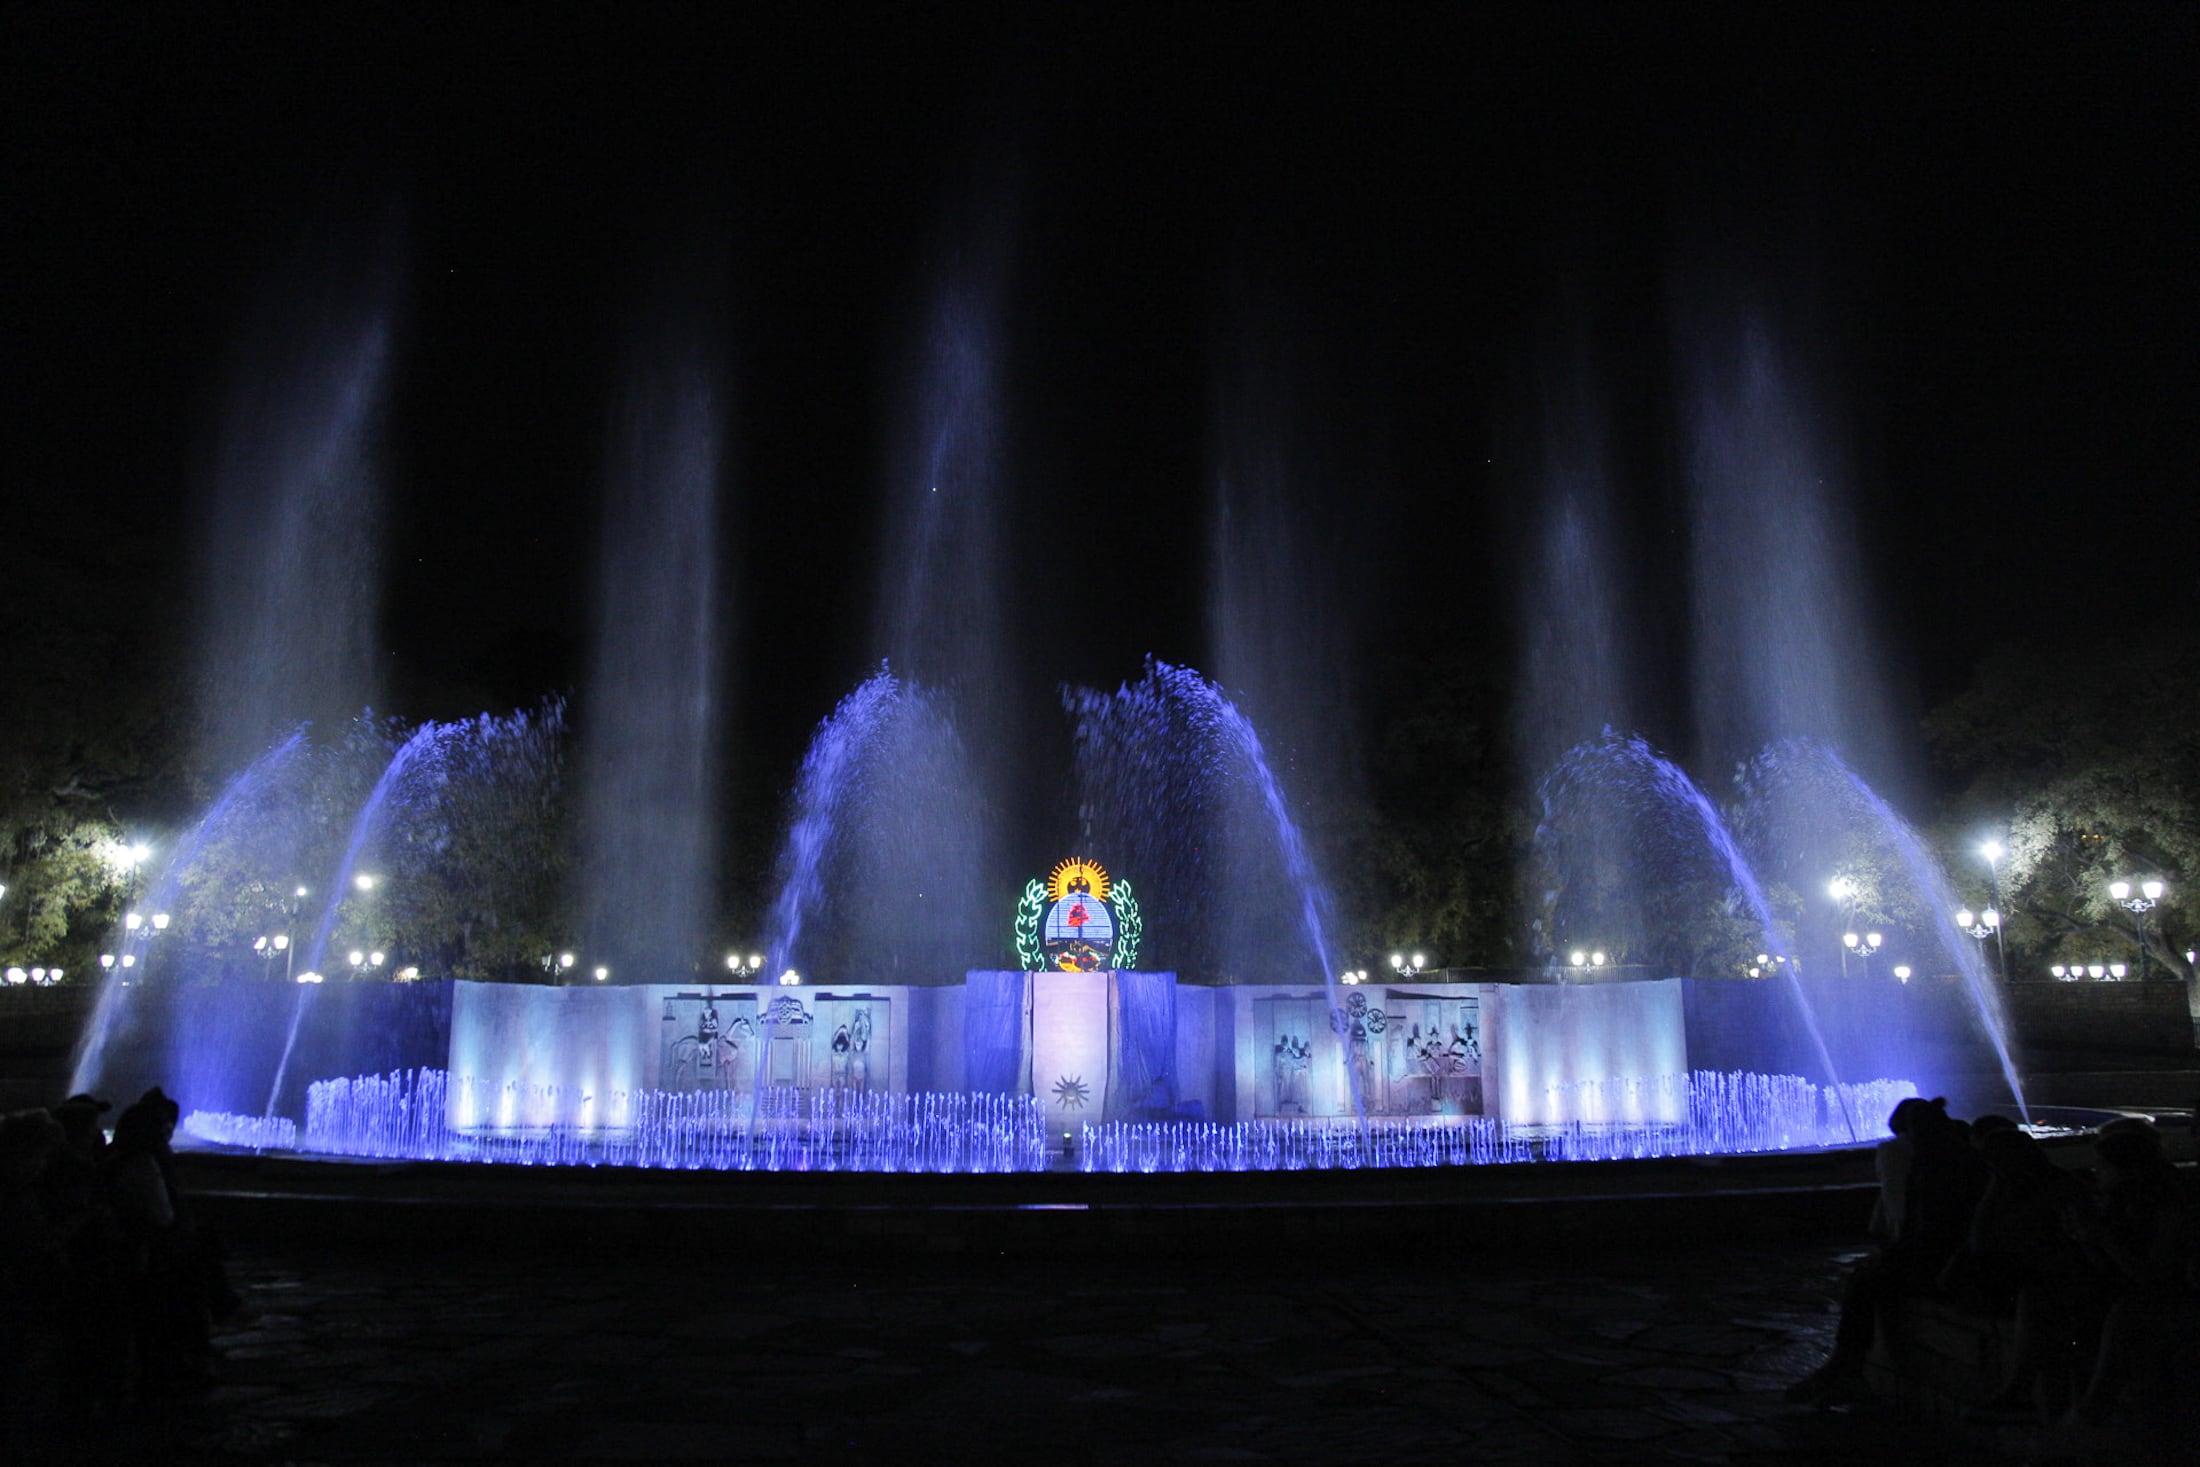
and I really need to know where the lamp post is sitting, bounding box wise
[725,952,764,979]
[1843,930,1884,975]
[115,909,170,978]
[2108,879,2165,981]
[1955,907,2000,974]
[1390,952,1427,978]
[1566,949,1608,974]
[543,951,577,984]
[253,933,291,977]
[1338,968,1370,985]
[1979,841,2011,978]
[347,948,386,980]
[1829,877,1859,976]
[280,886,307,983]
[1892,964,1913,985]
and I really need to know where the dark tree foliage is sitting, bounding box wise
[1354,654,1527,971]
[1929,632,2197,1007]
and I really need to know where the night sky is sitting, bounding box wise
[5,4,2194,813]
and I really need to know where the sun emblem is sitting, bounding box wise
[1051,1075,1092,1109]
[1046,858,1110,904]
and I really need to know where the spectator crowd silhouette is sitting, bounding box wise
[1787,1094,2196,1434]
[2,1086,239,1458]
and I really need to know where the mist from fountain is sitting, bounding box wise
[265,719,457,1113]
[1743,740,2028,1117]
[70,731,310,1100]
[822,258,1015,977]
[762,666,988,979]
[1537,732,1858,1138]
[766,667,903,974]
[1683,314,1896,787]
[576,314,725,985]
[1207,337,1367,984]
[194,257,395,779]
[1069,660,1360,1116]
[1515,363,1652,959]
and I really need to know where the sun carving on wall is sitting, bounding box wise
[1047,858,1110,903]
[1051,1075,1091,1109]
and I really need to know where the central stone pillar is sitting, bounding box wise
[1031,969,1110,1136]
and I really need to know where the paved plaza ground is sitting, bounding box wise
[32,1229,2114,1466]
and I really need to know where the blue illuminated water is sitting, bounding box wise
[1070,660,1361,1118]
[181,1067,1908,1173]
[1748,739,2028,1120]
[71,731,310,1099]
[766,667,902,973]
[1538,733,1858,1139]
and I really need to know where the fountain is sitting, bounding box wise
[66,235,1987,1182]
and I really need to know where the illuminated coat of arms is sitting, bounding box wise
[1014,856,1143,971]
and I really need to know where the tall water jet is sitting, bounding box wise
[576,304,725,984]
[194,249,396,777]
[1514,358,1647,961]
[1206,335,1365,980]
[1682,310,1894,785]
[854,251,1016,972]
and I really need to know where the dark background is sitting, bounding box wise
[5,2,2193,821]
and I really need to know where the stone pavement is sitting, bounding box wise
[34,1235,2076,1465]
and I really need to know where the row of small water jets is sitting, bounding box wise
[182,1071,1052,1174]
[179,1067,1910,1174]
[1077,1073,1912,1173]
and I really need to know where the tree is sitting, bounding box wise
[1929,633,2198,1027]
[1358,656,1528,969]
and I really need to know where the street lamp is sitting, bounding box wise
[1892,964,1913,984]
[347,949,386,979]
[2108,879,2166,981]
[1954,908,2000,974]
[725,953,764,978]
[592,965,610,983]
[1390,952,1427,978]
[543,951,577,983]
[777,968,802,986]
[1338,969,1370,985]
[253,933,292,976]
[1828,877,1860,975]
[1843,930,1884,974]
